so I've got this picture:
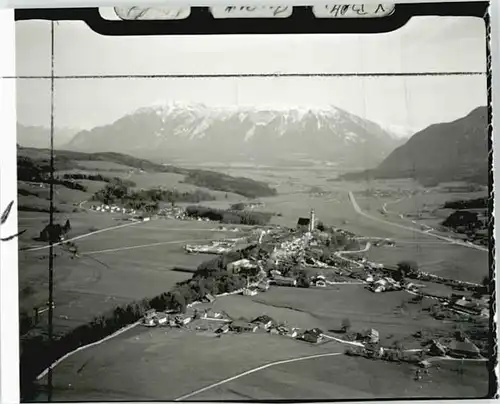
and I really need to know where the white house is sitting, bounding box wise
[156,313,168,325]
[243,288,259,296]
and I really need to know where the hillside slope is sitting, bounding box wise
[17,146,277,199]
[340,107,489,185]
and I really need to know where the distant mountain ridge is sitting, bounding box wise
[65,103,406,169]
[17,124,80,149]
[340,106,489,185]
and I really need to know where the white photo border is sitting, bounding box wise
[1,1,498,403]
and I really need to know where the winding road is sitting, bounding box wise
[348,192,488,252]
[335,241,371,268]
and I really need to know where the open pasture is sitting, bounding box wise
[245,286,454,345]
[36,327,344,401]
[366,241,488,282]
[34,284,488,401]
[194,352,489,401]
[76,159,246,201]
[19,219,246,335]
[193,285,455,348]
[18,210,128,250]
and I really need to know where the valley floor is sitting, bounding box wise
[19,166,492,401]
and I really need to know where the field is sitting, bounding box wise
[19,160,492,401]
[200,286,456,346]
[36,328,345,401]
[19,216,251,336]
[34,285,488,401]
[194,354,489,400]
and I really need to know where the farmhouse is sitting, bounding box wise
[243,288,259,296]
[230,321,258,333]
[448,337,481,359]
[215,324,230,334]
[428,340,447,356]
[300,328,323,343]
[251,315,276,330]
[362,328,380,344]
[257,281,270,292]
[227,259,256,273]
[173,314,192,326]
[202,293,216,303]
[202,308,223,319]
[155,312,168,326]
[143,309,157,326]
[272,276,297,287]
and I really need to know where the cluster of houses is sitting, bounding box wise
[142,307,336,345]
[210,315,319,342]
[366,275,404,293]
[348,327,483,368]
[158,206,187,220]
[143,310,194,327]
[90,204,137,215]
[445,294,490,318]
[185,240,236,255]
[426,336,483,359]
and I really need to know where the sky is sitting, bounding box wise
[15,16,487,133]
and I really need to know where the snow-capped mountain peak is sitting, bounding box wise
[67,102,404,169]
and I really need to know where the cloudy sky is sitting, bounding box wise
[16,15,487,134]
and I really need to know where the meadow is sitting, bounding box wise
[34,284,487,401]
[36,328,345,401]
[194,352,489,400]
[19,217,250,336]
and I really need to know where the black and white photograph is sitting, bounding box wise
[15,4,494,402]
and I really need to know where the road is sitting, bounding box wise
[383,198,440,233]
[23,220,144,252]
[348,192,488,252]
[174,352,343,401]
[82,238,224,255]
[334,241,371,268]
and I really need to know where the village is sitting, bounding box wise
[137,208,489,376]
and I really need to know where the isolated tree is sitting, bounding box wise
[297,272,310,288]
[341,318,351,333]
[63,219,71,233]
[316,221,326,232]
[391,268,401,282]
[397,260,419,277]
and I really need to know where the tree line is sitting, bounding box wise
[62,173,137,188]
[185,205,273,226]
[92,184,216,209]
[182,170,277,199]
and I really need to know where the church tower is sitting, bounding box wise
[309,209,316,232]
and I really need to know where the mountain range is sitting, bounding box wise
[59,103,406,169]
[16,124,80,150]
[340,106,489,185]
